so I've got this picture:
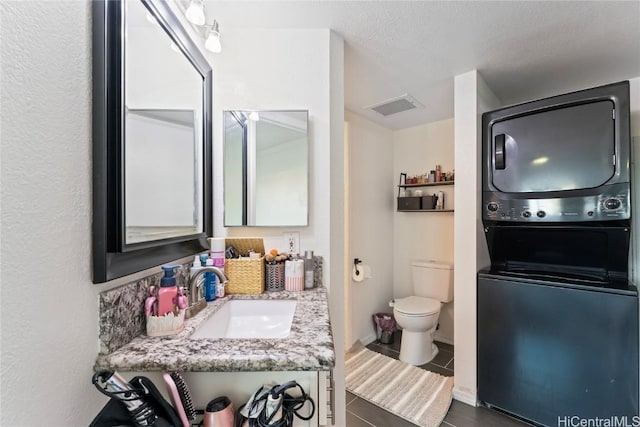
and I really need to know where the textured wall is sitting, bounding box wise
[0,1,106,424]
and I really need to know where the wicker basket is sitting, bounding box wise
[225,238,265,294]
[265,263,285,292]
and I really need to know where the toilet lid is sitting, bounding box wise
[394,296,440,316]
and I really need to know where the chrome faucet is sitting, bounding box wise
[185,266,229,319]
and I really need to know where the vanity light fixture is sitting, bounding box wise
[185,0,205,26]
[204,20,222,53]
[179,0,223,54]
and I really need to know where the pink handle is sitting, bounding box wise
[174,287,188,310]
[144,296,157,316]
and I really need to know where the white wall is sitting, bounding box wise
[328,31,347,426]
[210,28,334,256]
[392,119,455,343]
[207,28,346,426]
[631,77,640,138]
[345,111,394,345]
[1,1,106,424]
[452,70,500,406]
[628,76,640,285]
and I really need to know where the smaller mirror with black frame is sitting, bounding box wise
[223,110,309,227]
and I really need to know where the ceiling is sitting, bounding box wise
[203,1,640,130]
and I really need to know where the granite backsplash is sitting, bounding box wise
[98,256,324,354]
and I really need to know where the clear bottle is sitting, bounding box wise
[304,250,314,289]
[437,191,445,209]
[190,255,203,278]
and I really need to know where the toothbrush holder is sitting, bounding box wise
[265,263,285,292]
[146,310,185,337]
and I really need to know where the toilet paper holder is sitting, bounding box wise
[354,258,362,277]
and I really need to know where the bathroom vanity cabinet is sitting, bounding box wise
[120,370,333,426]
[95,288,335,426]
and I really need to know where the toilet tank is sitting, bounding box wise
[411,260,454,302]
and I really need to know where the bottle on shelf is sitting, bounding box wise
[436,191,445,209]
[304,250,314,289]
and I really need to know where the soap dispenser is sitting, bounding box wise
[157,265,181,316]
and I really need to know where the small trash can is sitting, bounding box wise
[379,330,394,345]
[372,312,397,345]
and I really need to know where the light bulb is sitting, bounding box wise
[205,21,222,53]
[185,0,205,26]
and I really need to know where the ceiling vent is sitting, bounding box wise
[365,94,424,117]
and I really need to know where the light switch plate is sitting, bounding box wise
[283,232,300,254]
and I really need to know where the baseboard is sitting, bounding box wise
[361,333,377,346]
[452,387,477,407]
[434,333,453,345]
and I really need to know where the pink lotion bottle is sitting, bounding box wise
[157,265,181,316]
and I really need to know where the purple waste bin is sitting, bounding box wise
[372,313,396,344]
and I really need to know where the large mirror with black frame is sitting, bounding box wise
[224,110,309,227]
[92,0,212,283]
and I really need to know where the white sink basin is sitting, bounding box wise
[190,300,297,339]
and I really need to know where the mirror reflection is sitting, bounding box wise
[224,111,309,227]
[124,0,203,245]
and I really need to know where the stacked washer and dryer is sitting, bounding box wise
[478,81,639,426]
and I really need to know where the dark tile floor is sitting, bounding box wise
[346,332,530,427]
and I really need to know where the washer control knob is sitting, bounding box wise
[604,198,622,210]
[522,211,532,218]
[536,211,546,218]
[487,202,499,212]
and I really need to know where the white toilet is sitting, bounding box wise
[393,260,453,366]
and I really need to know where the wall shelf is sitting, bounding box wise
[398,181,454,188]
[396,174,454,212]
[397,209,454,213]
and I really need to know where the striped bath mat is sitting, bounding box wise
[346,347,453,427]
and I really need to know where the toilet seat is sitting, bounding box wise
[394,296,440,316]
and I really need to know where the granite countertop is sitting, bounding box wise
[94,287,335,372]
